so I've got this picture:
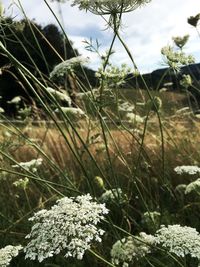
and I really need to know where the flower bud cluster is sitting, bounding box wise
[96,63,131,88]
[161,45,195,72]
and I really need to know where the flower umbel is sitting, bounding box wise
[174,165,200,175]
[12,158,43,173]
[24,194,109,262]
[0,245,23,267]
[70,0,151,15]
[50,56,89,80]
[155,224,200,260]
[185,178,200,195]
[161,45,195,72]
[111,233,155,266]
[99,188,127,205]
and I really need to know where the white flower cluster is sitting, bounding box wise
[180,74,193,89]
[99,188,127,205]
[126,113,144,124]
[111,233,155,266]
[50,56,89,80]
[24,194,109,262]
[13,177,29,190]
[55,107,87,121]
[161,45,195,72]
[174,165,200,175]
[0,245,23,267]
[12,158,43,173]
[69,0,151,15]
[118,101,135,113]
[96,63,131,88]
[46,87,72,106]
[7,96,21,104]
[185,178,200,195]
[155,224,200,259]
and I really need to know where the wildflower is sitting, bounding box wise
[55,107,86,120]
[69,0,151,15]
[96,63,131,88]
[118,101,135,113]
[24,194,109,262]
[188,13,200,27]
[172,35,189,49]
[174,165,200,175]
[7,96,21,104]
[111,233,155,266]
[185,178,200,195]
[17,106,32,120]
[50,56,89,80]
[142,211,161,232]
[46,87,72,106]
[161,45,195,72]
[126,113,144,124]
[12,158,43,173]
[180,74,192,89]
[0,245,23,267]
[99,188,127,205]
[155,224,200,260]
[13,177,29,190]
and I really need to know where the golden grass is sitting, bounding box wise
[1,112,199,187]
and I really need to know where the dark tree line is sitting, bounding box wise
[0,17,97,116]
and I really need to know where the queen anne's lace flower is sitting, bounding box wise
[7,96,21,104]
[12,158,43,173]
[155,225,200,259]
[46,87,72,106]
[99,188,127,205]
[161,45,195,72]
[0,245,23,267]
[96,63,131,88]
[126,113,144,124]
[111,233,155,266]
[69,0,151,15]
[24,194,109,262]
[50,56,89,79]
[174,165,200,175]
[185,178,200,195]
[55,107,87,122]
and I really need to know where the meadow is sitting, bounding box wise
[0,1,200,267]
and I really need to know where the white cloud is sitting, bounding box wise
[3,0,200,73]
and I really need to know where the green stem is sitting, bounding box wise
[88,249,116,267]
[115,30,166,183]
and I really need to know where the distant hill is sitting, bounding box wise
[126,63,200,91]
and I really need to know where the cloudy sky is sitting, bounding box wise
[3,0,200,73]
